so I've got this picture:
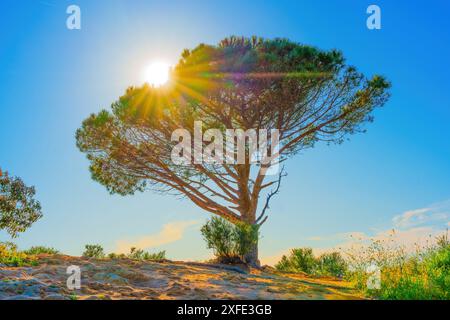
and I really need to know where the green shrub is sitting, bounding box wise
[142,250,166,261]
[23,246,59,255]
[344,231,450,300]
[289,248,317,274]
[201,217,259,264]
[275,248,316,274]
[0,242,37,267]
[234,222,259,257]
[105,248,166,261]
[127,247,166,261]
[107,253,118,259]
[372,246,450,300]
[107,252,126,259]
[201,217,235,260]
[274,255,292,271]
[82,244,105,259]
[422,245,449,299]
[317,252,348,277]
[0,241,18,252]
[275,248,347,277]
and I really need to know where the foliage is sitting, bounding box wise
[201,217,235,260]
[316,252,348,277]
[68,294,78,300]
[127,247,166,261]
[275,247,347,277]
[23,246,59,255]
[424,244,450,299]
[289,248,316,274]
[82,246,166,261]
[274,255,292,272]
[275,248,316,274]
[82,244,105,259]
[201,217,259,263]
[234,222,260,257]
[345,231,450,300]
[0,169,42,237]
[107,253,126,259]
[0,242,37,267]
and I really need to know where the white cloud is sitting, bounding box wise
[392,208,431,228]
[392,202,449,229]
[115,220,199,254]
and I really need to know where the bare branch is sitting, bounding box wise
[256,166,286,225]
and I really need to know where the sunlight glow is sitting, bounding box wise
[144,61,170,86]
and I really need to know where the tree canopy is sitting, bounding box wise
[0,169,42,237]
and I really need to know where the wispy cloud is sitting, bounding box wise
[392,201,449,229]
[115,220,199,254]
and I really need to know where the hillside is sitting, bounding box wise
[0,254,363,300]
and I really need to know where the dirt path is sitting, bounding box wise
[0,255,363,300]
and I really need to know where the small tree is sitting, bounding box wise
[82,244,105,259]
[288,248,316,274]
[201,216,259,263]
[0,168,42,237]
[76,36,390,266]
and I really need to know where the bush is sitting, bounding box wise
[275,247,347,277]
[372,245,450,300]
[201,217,259,264]
[201,217,235,260]
[424,245,450,299]
[274,255,292,271]
[275,248,316,274]
[0,242,37,267]
[82,246,168,261]
[127,247,166,261]
[107,252,126,259]
[317,252,348,277]
[82,244,105,259]
[289,248,317,274]
[23,246,59,255]
[234,222,260,257]
[344,231,450,300]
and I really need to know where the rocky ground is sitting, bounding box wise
[0,255,363,300]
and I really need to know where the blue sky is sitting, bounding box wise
[1,0,449,263]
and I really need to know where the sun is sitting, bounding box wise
[143,61,170,86]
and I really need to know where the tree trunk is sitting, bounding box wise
[241,211,260,267]
[244,238,260,268]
